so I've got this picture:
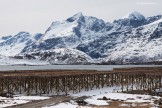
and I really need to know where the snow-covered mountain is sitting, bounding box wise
[22,12,108,53]
[0,32,35,56]
[105,18,162,64]
[0,12,162,65]
[0,35,12,43]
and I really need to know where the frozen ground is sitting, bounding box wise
[42,87,161,108]
[0,87,161,108]
[0,95,50,108]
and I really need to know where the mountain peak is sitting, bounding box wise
[73,12,83,18]
[66,12,84,22]
[129,11,145,20]
[13,32,32,40]
[16,31,30,36]
[123,11,145,20]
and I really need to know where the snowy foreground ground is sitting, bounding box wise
[43,87,161,108]
[0,87,161,108]
[0,95,50,107]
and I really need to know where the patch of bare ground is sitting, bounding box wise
[123,90,153,95]
[108,101,151,108]
[8,96,72,108]
[88,102,152,108]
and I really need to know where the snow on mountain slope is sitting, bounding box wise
[148,18,162,25]
[76,14,162,63]
[145,15,162,24]
[0,32,35,56]
[22,12,108,53]
[44,12,107,41]
[42,21,78,40]
[0,35,12,43]
[1,12,162,64]
[17,12,162,64]
[0,38,4,43]
[105,18,162,63]
[42,13,83,41]
[110,12,146,33]
[34,33,43,40]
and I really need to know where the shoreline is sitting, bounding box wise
[0,65,162,71]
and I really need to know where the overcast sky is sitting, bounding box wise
[0,0,161,36]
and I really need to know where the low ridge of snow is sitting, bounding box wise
[27,48,93,64]
[0,55,49,65]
